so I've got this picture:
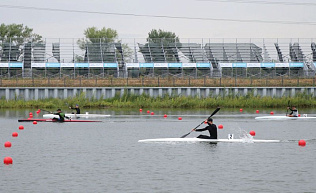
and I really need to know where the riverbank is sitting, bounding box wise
[1,92,315,109]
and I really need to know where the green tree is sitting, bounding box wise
[0,23,42,62]
[77,27,132,64]
[138,29,181,63]
[147,29,180,44]
[0,23,42,44]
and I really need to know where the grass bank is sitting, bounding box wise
[1,92,315,109]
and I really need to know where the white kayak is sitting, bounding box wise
[138,138,280,143]
[43,112,111,119]
[255,115,316,120]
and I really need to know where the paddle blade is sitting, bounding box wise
[210,107,221,117]
[180,132,191,138]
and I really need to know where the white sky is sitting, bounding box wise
[1,0,316,39]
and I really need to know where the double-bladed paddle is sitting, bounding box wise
[180,107,221,138]
[286,100,290,116]
[40,109,52,113]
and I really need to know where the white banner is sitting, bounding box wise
[275,63,289,68]
[0,63,9,67]
[61,63,75,67]
[89,63,103,68]
[182,63,196,68]
[247,63,261,68]
[31,63,46,68]
[219,63,233,68]
[154,63,168,68]
[126,63,139,68]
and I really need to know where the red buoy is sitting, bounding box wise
[19,125,24,130]
[270,111,274,115]
[178,117,182,120]
[29,114,33,118]
[4,141,12,148]
[298,114,301,117]
[151,112,154,115]
[218,124,223,129]
[164,114,167,118]
[38,109,41,112]
[298,140,306,146]
[239,109,243,112]
[139,109,143,112]
[147,110,150,113]
[29,112,33,115]
[256,110,259,113]
[36,110,40,114]
[204,120,207,124]
[33,121,37,125]
[12,132,18,137]
[3,157,13,165]
[249,130,256,136]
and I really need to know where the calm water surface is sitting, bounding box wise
[0,108,315,193]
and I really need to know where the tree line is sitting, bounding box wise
[0,23,180,63]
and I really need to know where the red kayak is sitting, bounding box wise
[18,118,102,122]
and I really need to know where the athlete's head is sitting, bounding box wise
[207,117,213,123]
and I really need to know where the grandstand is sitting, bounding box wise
[0,38,315,78]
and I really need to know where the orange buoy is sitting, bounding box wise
[19,125,24,130]
[178,117,182,120]
[12,132,18,137]
[270,111,274,115]
[218,124,223,129]
[4,141,12,148]
[3,157,13,165]
[298,140,306,146]
[249,130,256,136]
[256,110,259,113]
[33,121,37,125]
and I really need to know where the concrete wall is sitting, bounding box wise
[0,87,315,100]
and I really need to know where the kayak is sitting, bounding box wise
[255,115,316,120]
[43,113,110,119]
[18,118,102,122]
[138,138,280,143]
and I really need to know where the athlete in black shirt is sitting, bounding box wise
[193,117,217,139]
[69,104,80,114]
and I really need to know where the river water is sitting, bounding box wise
[0,108,315,193]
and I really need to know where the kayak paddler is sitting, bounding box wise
[192,117,217,139]
[52,108,70,122]
[287,106,298,117]
[69,104,80,114]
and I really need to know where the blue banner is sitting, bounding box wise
[139,63,154,68]
[75,63,89,68]
[261,63,275,68]
[168,63,182,68]
[46,63,61,68]
[196,63,211,68]
[9,63,23,68]
[232,63,247,68]
[289,63,304,68]
[104,63,118,68]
